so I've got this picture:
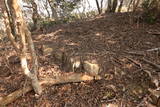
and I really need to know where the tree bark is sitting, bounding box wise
[47,0,58,20]
[111,0,118,12]
[44,0,51,18]
[133,0,140,12]
[95,0,101,14]
[6,0,42,95]
[105,0,118,13]
[100,0,104,13]
[127,0,133,12]
[5,0,19,41]
[106,0,112,13]
[30,0,40,30]
[118,0,124,12]
[3,10,20,52]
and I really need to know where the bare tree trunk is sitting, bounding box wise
[106,0,112,13]
[95,0,101,14]
[4,0,15,36]
[44,0,51,18]
[5,0,19,41]
[111,0,118,12]
[133,0,140,12]
[30,0,40,30]
[6,0,42,95]
[118,0,124,12]
[100,0,104,13]
[86,0,91,9]
[47,0,58,20]
[127,0,133,12]
[3,11,20,52]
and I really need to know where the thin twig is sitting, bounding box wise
[146,47,160,52]
[124,51,144,56]
[141,58,160,70]
[147,31,160,35]
[125,56,142,68]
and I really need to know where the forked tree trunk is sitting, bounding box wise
[105,0,118,13]
[5,0,42,95]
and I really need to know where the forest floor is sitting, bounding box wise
[0,12,160,107]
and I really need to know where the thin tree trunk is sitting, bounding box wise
[3,10,20,52]
[44,0,50,18]
[7,0,42,95]
[30,0,39,30]
[100,0,104,13]
[118,0,124,12]
[47,0,58,20]
[127,0,133,12]
[111,0,118,12]
[86,0,91,10]
[4,0,15,36]
[106,0,112,13]
[133,0,140,12]
[95,0,101,14]
[5,0,19,40]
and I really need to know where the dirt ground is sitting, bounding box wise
[0,12,160,107]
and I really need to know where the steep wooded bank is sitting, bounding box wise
[0,0,160,106]
[0,12,158,106]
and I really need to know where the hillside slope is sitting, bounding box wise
[0,12,160,106]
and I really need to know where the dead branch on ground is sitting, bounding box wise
[0,73,97,106]
[141,59,160,70]
[125,56,142,68]
[146,47,160,52]
[124,51,144,56]
[147,31,160,35]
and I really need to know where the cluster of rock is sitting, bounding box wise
[41,44,102,79]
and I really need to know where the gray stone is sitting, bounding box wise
[83,60,101,76]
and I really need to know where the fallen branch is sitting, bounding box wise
[124,51,144,56]
[142,69,160,87]
[147,31,160,35]
[0,73,97,106]
[0,85,32,106]
[146,47,160,52]
[125,57,142,68]
[141,59,160,70]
